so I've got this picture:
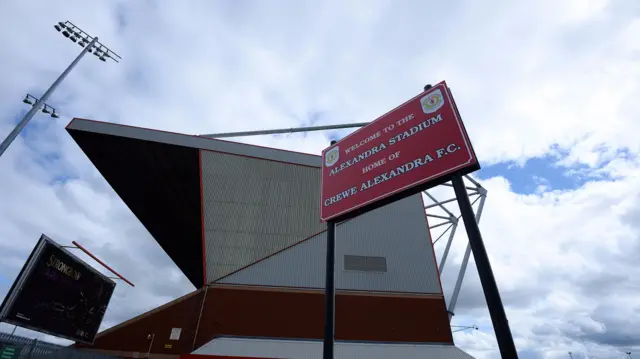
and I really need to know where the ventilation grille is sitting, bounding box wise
[344,255,387,272]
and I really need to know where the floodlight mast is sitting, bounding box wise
[0,21,120,160]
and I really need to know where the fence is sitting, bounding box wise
[0,332,116,359]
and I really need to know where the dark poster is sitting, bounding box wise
[0,237,115,344]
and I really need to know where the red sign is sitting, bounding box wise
[320,81,478,221]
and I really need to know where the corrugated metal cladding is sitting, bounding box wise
[220,194,442,294]
[193,337,476,359]
[201,150,326,281]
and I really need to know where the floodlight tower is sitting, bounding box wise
[0,21,120,159]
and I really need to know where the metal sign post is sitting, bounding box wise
[323,138,338,359]
[322,220,336,359]
[451,173,518,358]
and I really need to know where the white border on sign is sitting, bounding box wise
[319,81,476,221]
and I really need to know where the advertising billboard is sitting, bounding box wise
[0,235,116,344]
[320,81,479,221]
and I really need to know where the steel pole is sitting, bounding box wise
[199,122,369,139]
[0,36,98,159]
[323,220,336,359]
[452,173,518,358]
[322,139,339,359]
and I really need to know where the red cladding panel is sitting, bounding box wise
[320,81,477,221]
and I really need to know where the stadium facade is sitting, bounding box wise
[66,118,476,359]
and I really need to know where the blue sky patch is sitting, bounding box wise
[476,149,630,195]
[476,155,581,194]
[0,273,10,287]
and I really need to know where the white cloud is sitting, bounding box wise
[432,162,640,358]
[1,0,639,358]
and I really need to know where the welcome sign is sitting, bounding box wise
[320,81,479,221]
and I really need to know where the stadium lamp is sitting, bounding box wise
[22,94,35,105]
[21,94,60,119]
[0,21,121,159]
[54,21,65,32]
[56,22,121,64]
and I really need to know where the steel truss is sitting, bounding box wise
[422,174,487,322]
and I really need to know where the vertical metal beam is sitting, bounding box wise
[323,220,336,359]
[323,138,338,359]
[451,173,518,358]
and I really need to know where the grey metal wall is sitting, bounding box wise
[201,150,325,282]
[219,194,442,294]
[193,337,476,359]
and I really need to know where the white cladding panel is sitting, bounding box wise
[201,150,325,281]
[194,337,476,359]
[220,194,442,294]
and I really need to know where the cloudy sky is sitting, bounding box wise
[1,0,639,358]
